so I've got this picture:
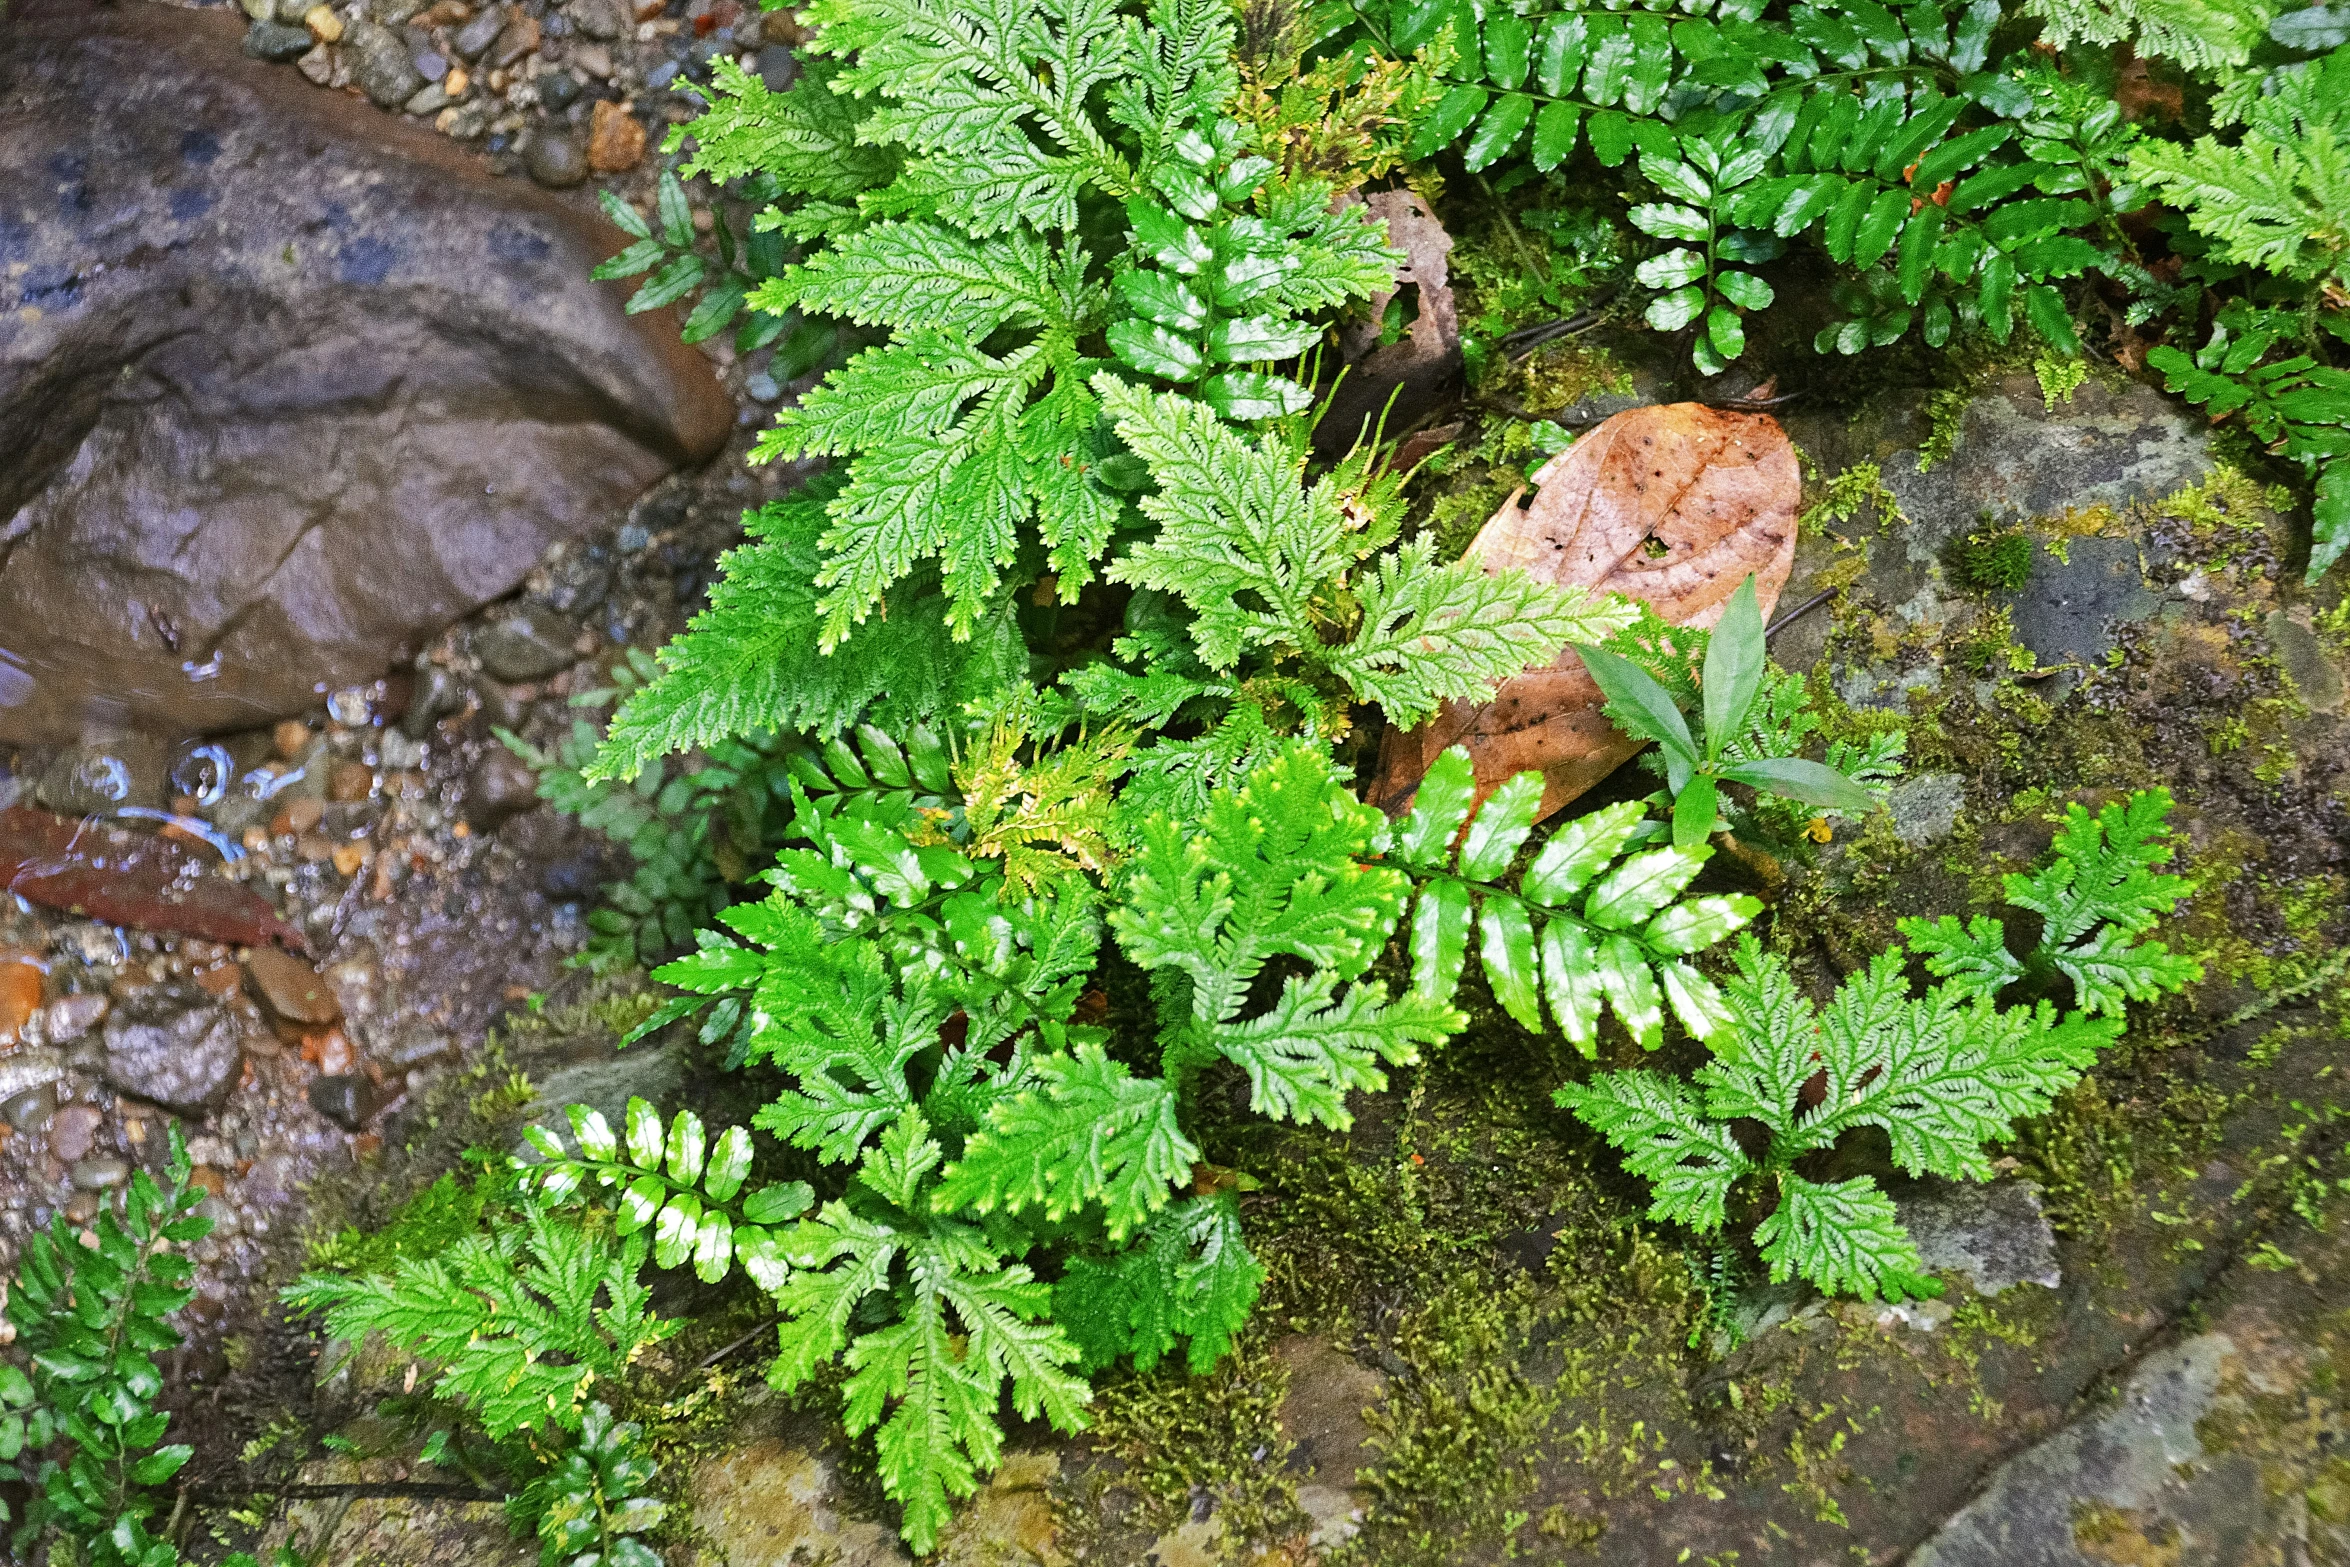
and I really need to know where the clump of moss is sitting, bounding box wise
[1075,1337,1305,1546]
[1954,524,2035,592]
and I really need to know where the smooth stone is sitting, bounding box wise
[47,1103,102,1163]
[399,662,469,738]
[242,19,316,59]
[0,0,731,744]
[488,11,540,67]
[463,747,542,831]
[1,1083,56,1132]
[307,1073,380,1132]
[404,81,451,115]
[345,19,426,107]
[245,947,343,1027]
[754,41,796,90]
[70,1156,128,1192]
[568,0,624,37]
[450,6,504,57]
[522,128,588,189]
[536,68,581,110]
[102,989,245,1116]
[473,602,578,681]
[36,736,167,814]
[2269,610,2345,713]
[41,992,109,1043]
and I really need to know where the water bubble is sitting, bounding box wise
[169,742,235,807]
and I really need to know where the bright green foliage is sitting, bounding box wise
[1558,936,2121,1299]
[2025,0,2275,67]
[2144,303,2350,580]
[1361,0,2128,366]
[2131,46,2350,283]
[594,167,838,365]
[1053,1194,1264,1372]
[0,1129,251,1567]
[511,1402,666,1567]
[668,0,1392,660]
[1068,380,1631,810]
[1576,578,1879,851]
[1391,749,1760,1050]
[586,479,1028,780]
[1901,788,2202,1016]
[524,1101,813,1290]
[283,1190,678,1440]
[1715,666,1908,844]
[770,1111,1092,1553]
[1111,745,1463,1122]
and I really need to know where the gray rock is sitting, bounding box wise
[568,0,625,39]
[103,990,244,1116]
[308,1073,383,1131]
[403,82,451,115]
[451,6,505,58]
[755,41,798,90]
[370,0,430,21]
[1879,373,2212,536]
[1897,1179,2061,1296]
[344,19,425,107]
[0,0,732,745]
[2269,610,2345,713]
[522,127,588,189]
[1,1084,57,1133]
[2009,536,2161,674]
[464,746,542,831]
[537,69,582,112]
[399,662,469,739]
[1887,771,1966,847]
[473,603,579,681]
[1909,1335,2231,1567]
[242,19,316,60]
[296,42,335,84]
[35,736,167,814]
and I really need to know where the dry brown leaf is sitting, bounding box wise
[1316,189,1462,458]
[1373,402,1800,821]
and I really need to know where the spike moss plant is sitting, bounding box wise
[277,0,2263,1550]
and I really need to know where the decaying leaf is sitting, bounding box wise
[1373,403,1800,820]
[1317,189,1461,458]
[0,806,307,950]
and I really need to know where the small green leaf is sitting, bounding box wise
[599,188,652,241]
[654,1193,702,1271]
[1644,894,1761,955]
[1459,772,1546,881]
[567,1106,618,1162]
[625,1098,664,1170]
[704,1125,753,1203]
[1464,92,1534,171]
[693,1210,735,1284]
[1206,315,1320,364]
[1410,879,1474,1002]
[1672,774,1720,853]
[1108,319,1205,382]
[1587,847,1707,929]
[1396,747,1476,868]
[618,1175,664,1236]
[1540,918,1605,1052]
[1701,577,1767,752]
[1574,645,1698,779]
[667,1111,708,1187]
[743,1182,815,1224]
[1408,85,1491,159]
[1718,756,1878,813]
[1200,370,1313,421]
[1715,270,1774,310]
[627,253,706,313]
[1595,934,1666,1048]
[1531,100,1583,171]
[656,171,693,247]
[1523,799,1649,905]
[1479,897,1543,1030]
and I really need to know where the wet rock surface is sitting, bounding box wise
[101,987,246,1115]
[0,0,732,743]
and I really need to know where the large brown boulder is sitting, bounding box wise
[0,0,733,743]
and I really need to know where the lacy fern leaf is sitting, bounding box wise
[1111,745,1462,1124]
[1054,1194,1264,1373]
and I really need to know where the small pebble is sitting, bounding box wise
[272,720,314,762]
[1,1085,56,1134]
[537,68,581,110]
[643,57,679,90]
[0,954,43,1047]
[473,601,579,681]
[308,1074,379,1132]
[405,82,452,115]
[489,10,541,67]
[521,128,588,188]
[586,97,645,171]
[243,19,317,60]
[63,1191,99,1225]
[304,4,344,40]
[245,948,343,1027]
[415,48,449,80]
[452,5,504,56]
[70,1157,128,1193]
[744,369,780,402]
[49,1105,102,1162]
[572,41,612,76]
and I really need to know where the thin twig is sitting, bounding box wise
[1706,389,1810,411]
[700,1315,782,1370]
[1764,589,1836,642]
[189,1482,505,1504]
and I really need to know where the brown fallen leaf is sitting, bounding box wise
[1316,188,1462,458]
[1373,402,1800,821]
[0,806,307,951]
